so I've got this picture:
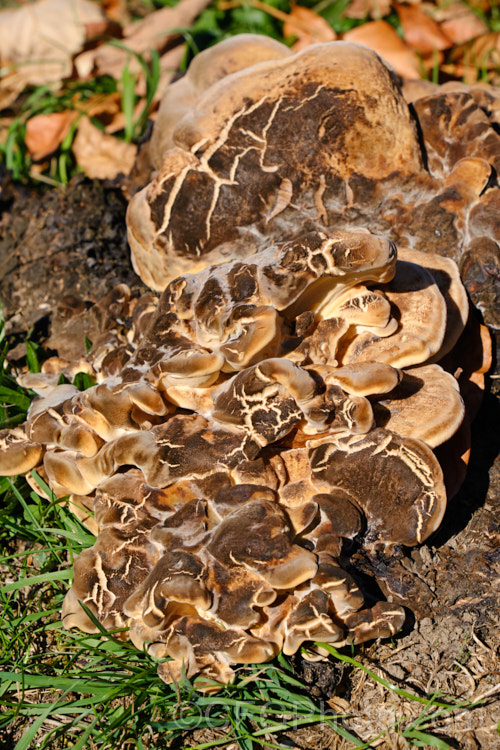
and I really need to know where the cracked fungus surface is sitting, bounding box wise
[0,38,496,687]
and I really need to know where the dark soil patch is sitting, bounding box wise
[0,169,147,341]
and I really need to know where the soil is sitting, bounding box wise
[0,168,147,341]
[0,171,498,749]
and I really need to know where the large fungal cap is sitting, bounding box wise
[127,41,420,290]
[154,615,278,687]
[343,601,406,645]
[45,412,260,495]
[373,364,464,448]
[309,428,447,548]
[206,494,318,590]
[398,248,469,362]
[280,589,345,655]
[149,34,292,169]
[314,362,402,397]
[289,285,397,369]
[209,359,312,441]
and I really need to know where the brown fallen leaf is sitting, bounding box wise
[72,117,137,180]
[343,20,422,79]
[83,93,122,121]
[101,0,130,25]
[395,3,451,55]
[283,6,336,52]
[344,0,391,20]
[91,0,212,79]
[0,0,105,87]
[25,111,77,161]
[450,31,500,71]
[0,71,28,111]
[434,1,488,45]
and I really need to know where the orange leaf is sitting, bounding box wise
[344,0,391,20]
[450,32,500,71]
[343,20,422,79]
[25,111,76,161]
[101,0,129,24]
[72,117,137,180]
[434,1,488,45]
[283,6,336,52]
[394,3,451,55]
[82,92,122,120]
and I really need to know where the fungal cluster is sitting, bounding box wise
[0,37,496,687]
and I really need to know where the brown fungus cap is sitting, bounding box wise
[398,248,469,362]
[74,413,261,493]
[343,601,406,645]
[289,285,398,369]
[315,362,402,397]
[154,615,278,686]
[206,496,318,590]
[372,364,464,448]
[149,34,292,170]
[309,428,447,548]
[0,428,43,477]
[280,588,344,655]
[127,42,420,290]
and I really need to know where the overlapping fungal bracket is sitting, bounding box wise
[0,37,494,687]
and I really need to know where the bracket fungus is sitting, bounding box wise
[1,37,494,688]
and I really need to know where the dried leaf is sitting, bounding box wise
[433,1,488,45]
[93,0,212,79]
[0,117,12,145]
[450,32,500,71]
[344,0,391,20]
[395,3,451,55]
[0,71,27,111]
[0,0,105,87]
[25,111,77,161]
[83,93,122,121]
[283,6,336,52]
[72,117,137,180]
[102,0,130,24]
[343,21,422,79]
